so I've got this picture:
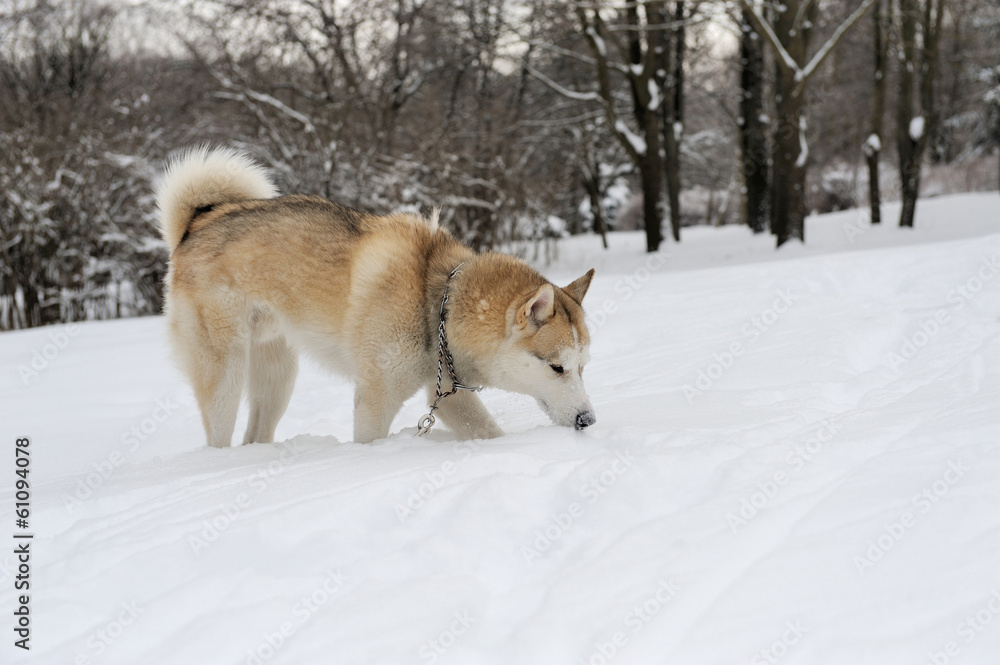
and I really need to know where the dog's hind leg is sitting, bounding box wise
[169,298,249,448]
[243,337,298,445]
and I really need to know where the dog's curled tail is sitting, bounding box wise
[155,146,278,252]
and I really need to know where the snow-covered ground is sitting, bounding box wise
[2,192,999,665]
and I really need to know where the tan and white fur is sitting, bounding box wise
[157,146,596,446]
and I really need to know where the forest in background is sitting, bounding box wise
[1,0,998,330]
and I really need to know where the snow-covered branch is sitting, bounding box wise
[525,64,601,102]
[530,40,598,67]
[739,0,800,75]
[796,0,879,90]
[614,119,647,157]
[215,74,317,133]
[740,0,878,95]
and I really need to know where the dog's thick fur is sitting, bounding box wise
[157,146,596,446]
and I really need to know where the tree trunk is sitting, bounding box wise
[657,2,681,243]
[864,0,887,225]
[628,1,664,252]
[581,154,609,249]
[672,1,685,125]
[919,0,945,161]
[739,6,768,233]
[896,0,920,227]
[771,78,807,246]
[897,0,920,228]
[662,129,681,241]
[660,1,685,242]
[641,108,665,253]
[897,0,944,228]
[770,0,812,246]
[24,284,41,329]
[740,0,878,246]
[576,3,665,253]
[591,190,609,250]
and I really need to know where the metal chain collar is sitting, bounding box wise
[416,263,482,436]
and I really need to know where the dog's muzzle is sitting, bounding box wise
[575,411,596,430]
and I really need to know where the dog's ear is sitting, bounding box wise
[562,269,595,305]
[517,284,555,327]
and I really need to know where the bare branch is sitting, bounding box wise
[213,73,316,132]
[529,40,597,67]
[576,5,640,162]
[792,0,817,34]
[739,0,800,74]
[525,64,600,102]
[602,15,710,32]
[795,0,879,93]
[741,0,878,95]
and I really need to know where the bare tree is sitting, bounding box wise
[5,0,1000,332]
[990,67,1000,190]
[571,123,622,249]
[738,5,768,233]
[528,1,695,251]
[0,1,167,330]
[863,0,890,225]
[657,1,688,244]
[896,0,946,228]
[741,0,878,246]
[573,2,666,252]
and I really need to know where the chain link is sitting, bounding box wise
[416,263,482,436]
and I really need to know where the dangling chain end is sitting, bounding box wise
[416,411,436,436]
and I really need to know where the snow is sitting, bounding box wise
[863,133,882,156]
[525,65,600,103]
[577,179,631,229]
[545,215,567,236]
[585,27,606,58]
[614,120,647,157]
[910,116,926,142]
[795,115,809,168]
[647,79,661,112]
[3,193,1000,664]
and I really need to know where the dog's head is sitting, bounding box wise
[495,269,597,430]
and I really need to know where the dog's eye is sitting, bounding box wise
[549,364,564,374]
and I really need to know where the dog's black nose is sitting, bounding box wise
[575,411,596,430]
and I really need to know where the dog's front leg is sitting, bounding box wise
[428,385,504,440]
[353,379,401,444]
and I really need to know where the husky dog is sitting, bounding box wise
[157,146,596,446]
